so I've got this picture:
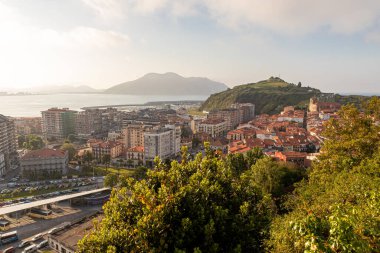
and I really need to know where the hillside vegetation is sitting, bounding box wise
[200,77,370,114]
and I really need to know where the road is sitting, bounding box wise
[0,204,102,252]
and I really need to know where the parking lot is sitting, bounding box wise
[0,177,104,208]
[0,203,102,252]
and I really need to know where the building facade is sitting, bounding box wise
[0,114,17,176]
[14,117,42,135]
[20,149,68,178]
[197,119,227,138]
[90,141,124,160]
[208,108,240,130]
[231,103,256,123]
[143,125,181,165]
[75,109,103,137]
[122,124,153,149]
[41,108,77,140]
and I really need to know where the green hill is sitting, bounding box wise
[200,77,374,114]
[200,77,321,114]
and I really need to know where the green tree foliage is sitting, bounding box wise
[78,148,276,253]
[104,173,118,188]
[61,142,76,161]
[245,147,264,168]
[82,151,94,166]
[247,157,305,200]
[20,134,44,150]
[267,99,380,253]
[102,154,111,165]
[132,166,148,180]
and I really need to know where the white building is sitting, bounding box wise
[20,149,68,178]
[0,114,17,176]
[197,119,227,138]
[143,125,181,166]
[0,154,5,177]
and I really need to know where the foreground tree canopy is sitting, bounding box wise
[79,97,380,253]
[78,145,296,253]
[268,99,380,253]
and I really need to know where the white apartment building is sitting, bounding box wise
[197,119,227,138]
[0,114,17,176]
[0,154,5,177]
[143,125,181,166]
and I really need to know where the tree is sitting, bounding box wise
[297,82,302,87]
[132,166,148,180]
[67,134,77,143]
[61,142,76,161]
[104,173,118,188]
[22,134,44,150]
[102,154,111,174]
[78,148,276,253]
[245,147,264,168]
[267,103,380,253]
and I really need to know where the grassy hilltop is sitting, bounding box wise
[200,77,371,114]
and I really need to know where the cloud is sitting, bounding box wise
[366,31,380,43]
[202,0,380,35]
[0,1,130,88]
[81,0,380,36]
[81,0,124,20]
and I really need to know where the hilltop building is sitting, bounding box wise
[309,97,341,113]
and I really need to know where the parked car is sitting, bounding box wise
[31,233,43,241]
[18,240,31,248]
[2,246,15,253]
[37,239,48,249]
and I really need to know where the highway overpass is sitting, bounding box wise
[0,188,110,216]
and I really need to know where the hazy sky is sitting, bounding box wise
[0,0,380,93]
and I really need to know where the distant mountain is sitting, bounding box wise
[105,72,228,96]
[200,77,372,114]
[29,85,102,94]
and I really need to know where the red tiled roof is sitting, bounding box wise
[22,149,67,159]
[127,146,144,152]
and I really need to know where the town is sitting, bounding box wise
[0,96,341,253]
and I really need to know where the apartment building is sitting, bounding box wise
[90,141,124,160]
[208,108,240,130]
[41,108,77,140]
[122,124,153,149]
[75,109,103,137]
[13,117,42,135]
[197,119,227,138]
[0,114,17,176]
[143,125,181,166]
[20,148,68,178]
[231,103,256,123]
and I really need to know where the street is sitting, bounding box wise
[0,203,102,252]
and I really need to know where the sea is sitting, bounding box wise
[0,94,207,117]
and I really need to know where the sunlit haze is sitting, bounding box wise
[1,0,380,93]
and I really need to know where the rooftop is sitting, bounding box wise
[22,148,67,159]
[50,213,103,252]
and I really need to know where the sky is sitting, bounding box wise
[0,0,380,94]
